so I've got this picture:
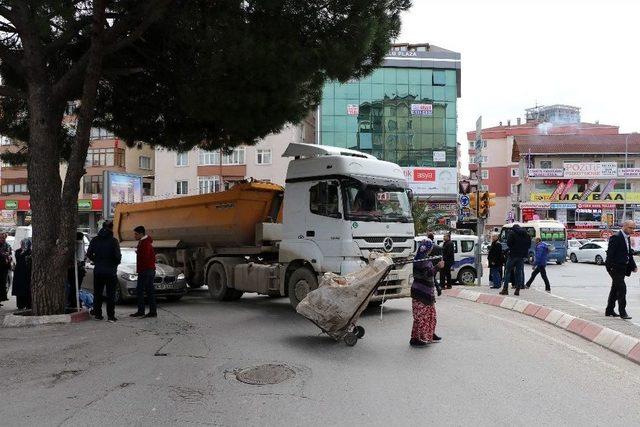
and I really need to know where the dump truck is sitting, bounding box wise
[114,143,415,307]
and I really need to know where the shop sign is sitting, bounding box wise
[78,200,92,211]
[520,202,551,209]
[4,200,17,210]
[433,151,446,162]
[577,203,616,209]
[549,182,566,201]
[563,162,617,179]
[0,210,16,226]
[410,103,433,116]
[528,168,564,178]
[575,221,604,228]
[560,179,574,198]
[618,168,640,177]
[347,104,359,116]
[402,167,456,195]
[531,192,640,202]
[550,203,576,209]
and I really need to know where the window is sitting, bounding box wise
[89,128,115,140]
[198,176,220,194]
[481,170,489,180]
[309,181,340,218]
[480,184,489,191]
[614,182,631,190]
[198,150,219,165]
[433,70,446,86]
[256,149,272,165]
[540,160,552,169]
[222,147,245,165]
[176,180,189,195]
[83,175,103,194]
[461,240,475,253]
[618,161,634,169]
[176,152,189,167]
[197,148,246,165]
[511,168,519,178]
[478,155,488,164]
[483,140,487,149]
[1,183,27,194]
[85,148,125,167]
[138,156,151,170]
[511,184,517,194]
[143,182,152,196]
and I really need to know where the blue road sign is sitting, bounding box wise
[459,195,470,207]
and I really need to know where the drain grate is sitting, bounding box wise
[235,364,295,385]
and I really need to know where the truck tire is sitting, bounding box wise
[288,267,318,308]
[207,263,236,301]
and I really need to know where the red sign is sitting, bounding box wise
[413,169,436,182]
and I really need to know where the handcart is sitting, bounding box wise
[296,256,394,346]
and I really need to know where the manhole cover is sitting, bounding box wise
[235,364,295,385]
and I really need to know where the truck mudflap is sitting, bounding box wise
[369,262,412,301]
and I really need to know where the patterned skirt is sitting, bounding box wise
[411,299,437,342]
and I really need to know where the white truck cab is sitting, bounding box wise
[280,144,415,303]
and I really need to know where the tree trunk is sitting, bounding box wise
[27,91,67,315]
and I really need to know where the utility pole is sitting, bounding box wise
[474,117,484,286]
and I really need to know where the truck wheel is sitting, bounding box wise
[288,267,318,308]
[207,263,234,301]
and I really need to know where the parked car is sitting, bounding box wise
[415,234,478,285]
[569,241,608,265]
[83,248,188,303]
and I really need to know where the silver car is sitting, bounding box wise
[83,248,188,303]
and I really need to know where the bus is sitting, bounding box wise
[500,220,567,265]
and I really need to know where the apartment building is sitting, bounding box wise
[153,116,316,198]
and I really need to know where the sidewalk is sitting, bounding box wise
[445,285,640,364]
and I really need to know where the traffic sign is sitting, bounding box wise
[459,194,470,207]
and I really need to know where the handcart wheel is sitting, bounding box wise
[344,332,358,346]
[355,326,365,339]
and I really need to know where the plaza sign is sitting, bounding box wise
[531,192,640,202]
[563,162,617,179]
[528,168,564,178]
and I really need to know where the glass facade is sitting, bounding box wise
[320,67,458,167]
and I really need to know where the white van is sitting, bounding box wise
[414,234,478,285]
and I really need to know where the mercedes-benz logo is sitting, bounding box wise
[383,237,394,252]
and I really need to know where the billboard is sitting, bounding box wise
[102,171,143,219]
[563,162,617,179]
[402,167,457,196]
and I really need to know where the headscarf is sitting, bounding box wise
[415,238,434,261]
[21,237,32,252]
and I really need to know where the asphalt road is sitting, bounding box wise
[481,256,640,326]
[1,290,640,426]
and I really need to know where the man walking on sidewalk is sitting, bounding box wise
[525,237,551,292]
[488,232,504,289]
[87,221,121,322]
[441,233,455,289]
[500,224,531,296]
[605,220,637,320]
[130,226,157,318]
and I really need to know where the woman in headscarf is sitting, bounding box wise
[11,238,32,310]
[410,238,444,347]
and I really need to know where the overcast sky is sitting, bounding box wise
[399,0,640,171]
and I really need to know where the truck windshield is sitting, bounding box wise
[343,181,412,223]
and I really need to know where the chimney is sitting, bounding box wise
[507,120,511,127]
[517,117,521,125]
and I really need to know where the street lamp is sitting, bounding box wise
[623,132,637,223]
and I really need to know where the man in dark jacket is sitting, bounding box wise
[86,221,121,322]
[605,220,637,319]
[500,224,531,296]
[487,232,504,289]
[130,225,157,318]
[441,233,455,289]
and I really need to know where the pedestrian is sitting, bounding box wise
[410,238,444,347]
[487,232,504,289]
[130,226,157,318]
[427,232,443,296]
[441,233,455,289]
[66,232,87,309]
[11,238,32,310]
[525,237,551,292]
[86,220,121,322]
[0,233,12,306]
[605,220,637,319]
[500,224,531,296]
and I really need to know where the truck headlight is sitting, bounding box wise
[177,273,186,281]
[120,273,138,282]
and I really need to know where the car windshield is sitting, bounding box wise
[343,181,412,223]
[120,249,137,264]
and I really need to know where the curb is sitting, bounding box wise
[2,310,90,327]
[444,288,640,365]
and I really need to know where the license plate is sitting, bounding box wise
[386,273,398,281]
[156,284,168,290]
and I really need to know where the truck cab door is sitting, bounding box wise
[306,180,346,273]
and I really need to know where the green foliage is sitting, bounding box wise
[412,197,453,236]
[0,0,412,158]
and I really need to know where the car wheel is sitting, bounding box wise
[595,255,604,265]
[288,267,318,308]
[556,260,563,265]
[570,253,578,263]
[457,267,476,286]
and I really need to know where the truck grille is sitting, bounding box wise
[164,276,175,283]
[362,236,412,244]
